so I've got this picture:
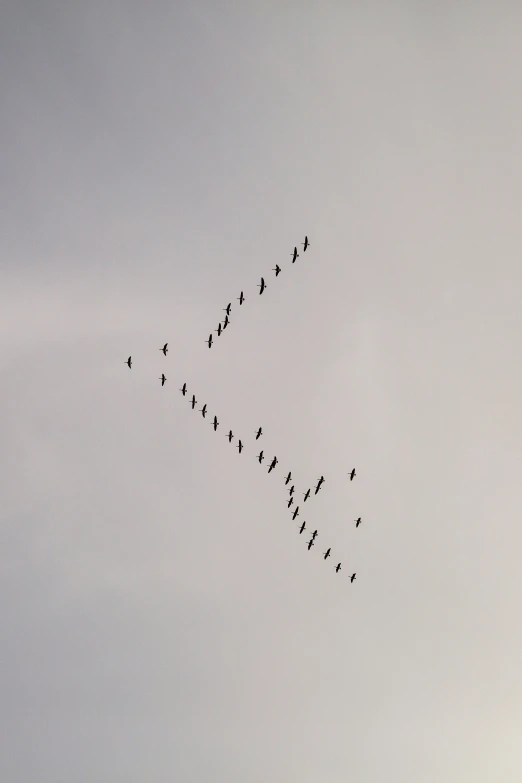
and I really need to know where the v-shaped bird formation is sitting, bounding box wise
[124,237,363,585]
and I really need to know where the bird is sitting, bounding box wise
[179,382,187,396]
[335,563,342,573]
[303,488,311,502]
[200,404,207,418]
[125,356,132,368]
[257,450,264,463]
[255,427,262,440]
[291,247,299,263]
[223,314,229,329]
[288,485,295,496]
[299,521,306,534]
[292,506,300,520]
[302,235,310,251]
[237,440,243,454]
[258,277,266,295]
[307,538,315,550]
[348,468,356,481]
[227,430,234,442]
[287,497,294,508]
[215,323,223,337]
[311,529,318,540]
[213,415,219,432]
[237,291,245,305]
[160,343,168,356]
[350,573,356,583]
[190,394,197,409]
[285,472,292,485]
[159,374,167,386]
[268,456,278,473]
[323,548,331,560]
[206,334,213,348]
[224,303,232,316]
[355,517,362,528]
[273,264,281,276]
[315,476,325,494]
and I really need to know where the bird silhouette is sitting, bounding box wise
[200,404,207,418]
[237,291,245,305]
[302,236,310,251]
[348,468,356,481]
[291,247,299,263]
[288,485,295,496]
[299,521,306,534]
[323,548,331,560]
[213,416,219,431]
[224,303,232,316]
[160,343,168,356]
[258,277,266,295]
[307,538,315,550]
[223,314,229,329]
[125,356,132,368]
[350,573,356,583]
[206,334,213,348]
[215,323,222,337]
[255,427,262,440]
[273,264,281,276]
[268,456,278,473]
[292,506,300,520]
[287,497,294,508]
[179,382,187,396]
[227,430,234,442]
[285,472,292,485]
[335,563,342,573]
[303,488,311,502]
[257,450,264,463]
[159,374,167,386]
[237,440,243,454]
[311,530,318,540]
[190,394,197,409]
[355,517,362,528]
[315,476,325,494]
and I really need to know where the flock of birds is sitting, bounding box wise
[125,237,362,584]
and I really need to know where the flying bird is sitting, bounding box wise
[311,529,318,540]
[227,430,234,442]
[159,374,167,386]
[285,472,292,485]
[302,236,310,251]
[213,416,219,431]
[273,264,281,276]
[237,291,245,305]
[335,563,342,573]
[200,404,207,418]
[224,303,232,316]
[190,394,197,409]
[288,485,295,496]
[287,497,294,508]
[350,573,356,583]
[179,382,187,396]
[315,476,325,494]
[215,323,222,337]
[291,247,299,263]
[299,521,306,534]
[303,488,311,502]
[223,314,229,329]
[125,356,132,368]
[255,427,262,440]
[348,468,356,481]
[268,456,278,473]
[323,548,331,560]
[292,506,300,520]
[355,517,362,528]
[237,440,243,454]
[206,334,213,348]
[160,343,168,356]
[307,538,315,550]
[257,450,264,463]
[258,277,266,295]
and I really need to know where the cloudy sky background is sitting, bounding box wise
[1,2,522,781]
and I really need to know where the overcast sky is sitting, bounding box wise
[1,2,522,781]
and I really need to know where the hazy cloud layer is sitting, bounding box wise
[1,3,522,781]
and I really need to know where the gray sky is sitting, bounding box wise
[2,2,522,781]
